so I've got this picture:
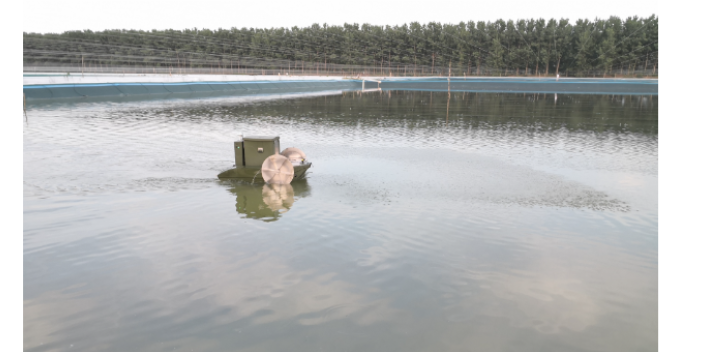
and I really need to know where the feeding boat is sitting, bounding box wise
[217,136,312,184]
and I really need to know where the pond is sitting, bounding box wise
[24,90,658,352]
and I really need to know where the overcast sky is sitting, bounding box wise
[24,0,658,33]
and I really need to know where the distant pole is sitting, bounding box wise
[448,61,451,92]
[81,55,84,77]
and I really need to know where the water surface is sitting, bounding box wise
[24,91,658,352]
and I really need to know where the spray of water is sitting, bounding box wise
[251,170,261,185]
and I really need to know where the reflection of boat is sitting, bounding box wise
[262,184,295,212]
[217,136,311,182]
[224,179,311,222]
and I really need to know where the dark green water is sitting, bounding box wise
[24,91,657,352]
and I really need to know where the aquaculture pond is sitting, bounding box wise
[24,90,658,352]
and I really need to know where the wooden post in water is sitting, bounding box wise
[446,61,451,126]
[23,92,27,121]
[446,90,450,126]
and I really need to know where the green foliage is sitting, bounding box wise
[23,15,658,77]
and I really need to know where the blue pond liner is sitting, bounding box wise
[23,80,360,101]
[376,78,658,95]
[23,78,657,101]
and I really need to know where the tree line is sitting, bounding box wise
[23,15,657,77]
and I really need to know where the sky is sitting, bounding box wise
[24,0,658,33]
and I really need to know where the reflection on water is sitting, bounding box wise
[24,91,657,352]
[225,180,311,222]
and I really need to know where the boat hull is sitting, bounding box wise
[217,162,312,181]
